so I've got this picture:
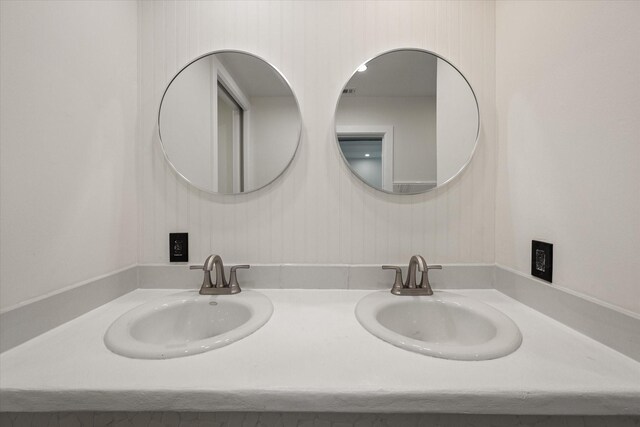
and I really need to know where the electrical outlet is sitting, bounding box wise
[531,240,553,283]
[170,233,188,262]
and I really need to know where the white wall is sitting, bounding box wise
[495,1,640,313]
[0,1,138,310]
[2,0,635,320]
[336,96,436,183]
[436,58,479,185]
[138,1,496,266]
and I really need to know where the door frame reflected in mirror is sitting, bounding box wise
[337,126,394,192]
[158,49,302,195]
[334,47,481,195]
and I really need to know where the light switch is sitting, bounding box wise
[170,233,188,262]
[531,240,553,283]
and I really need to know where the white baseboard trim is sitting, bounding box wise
[0,266,138,353]
[138,263,495,291]
[495,265,640,362]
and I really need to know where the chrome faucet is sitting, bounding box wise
[383,255,442,296]
[190,255,249,295]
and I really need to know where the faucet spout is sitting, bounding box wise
[405,255,427,288]
[203,254,216,271]
[203,255,226,288]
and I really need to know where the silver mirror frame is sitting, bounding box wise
[334,47,481,195]
[158,49,303,195]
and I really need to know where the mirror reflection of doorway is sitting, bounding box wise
[337,125,393,192]
[217,82,244,193]
[338,137,383,189]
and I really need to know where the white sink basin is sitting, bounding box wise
[355,291,522,360]
[104,290,273,359]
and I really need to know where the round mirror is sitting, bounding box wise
[335,49,479,194]
[159,50,301,194]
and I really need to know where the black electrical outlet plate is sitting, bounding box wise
[170,233,188,262]
[531,240,553,283]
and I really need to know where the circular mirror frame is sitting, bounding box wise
[334,47,481,195]
[158,49,303,195]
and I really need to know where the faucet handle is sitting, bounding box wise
[190,262,215,289]
[382,265,404,291]
[228,265,250,293]
[428,265,443,270]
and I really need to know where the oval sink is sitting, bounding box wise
[105,290,273,359]
[355,291,522,360]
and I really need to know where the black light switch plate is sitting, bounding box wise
[170,233,188,262]
[531,240,553,283]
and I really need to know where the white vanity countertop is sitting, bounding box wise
[1,289,639,414]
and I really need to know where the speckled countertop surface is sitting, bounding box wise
[1,289,639,414]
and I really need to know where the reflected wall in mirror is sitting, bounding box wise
[159,51,301,194]
[335,49,479,194]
